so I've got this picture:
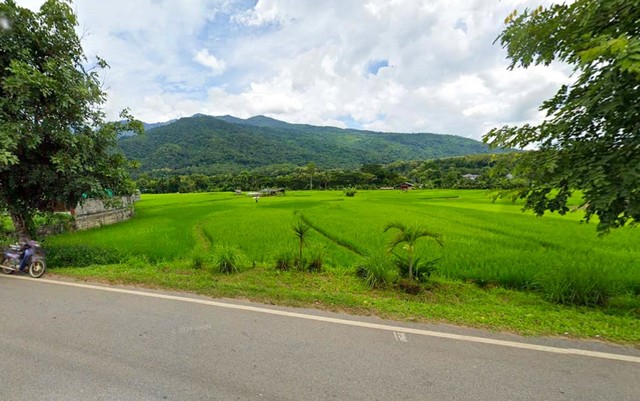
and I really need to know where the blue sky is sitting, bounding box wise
[17,0,571,140]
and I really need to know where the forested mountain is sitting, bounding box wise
[118,114,499,176]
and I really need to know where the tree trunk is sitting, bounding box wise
[299,241,303,268]
[408,252,414,281]
[9,209,34,242]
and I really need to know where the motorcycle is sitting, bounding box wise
[1,240,47,278]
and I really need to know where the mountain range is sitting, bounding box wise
[118,114,500,175]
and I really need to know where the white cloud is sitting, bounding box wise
[233,0,284,26]
[14,0,570,140]
[194,49,226,75]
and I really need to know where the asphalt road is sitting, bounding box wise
[1,275,638,401]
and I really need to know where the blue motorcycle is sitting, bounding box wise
[1,241,46,278]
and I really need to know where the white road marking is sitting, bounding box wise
[5,275,640,364]
[394,332,408,343]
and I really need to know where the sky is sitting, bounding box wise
[15,0,572,140]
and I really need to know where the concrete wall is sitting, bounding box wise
[73,195,136,230]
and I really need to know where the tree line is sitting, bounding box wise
[135,154,523,193]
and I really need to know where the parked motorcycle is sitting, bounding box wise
[1,241,46,278]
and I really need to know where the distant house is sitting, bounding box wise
[395,182,414,191]
[260,188,286,196]
[462,174,479,181]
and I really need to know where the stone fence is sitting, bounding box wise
[72,194,139,230]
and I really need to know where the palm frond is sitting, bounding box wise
[384,221,406,233]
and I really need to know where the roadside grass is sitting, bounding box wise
[43,190,640,343]
[51,262,640,344]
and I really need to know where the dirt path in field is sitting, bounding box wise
[193,222,213,252]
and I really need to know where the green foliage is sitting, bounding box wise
[119,114,498,177]
[0,0,142,239]
[299,213,367,256]
[356,252,399,289]
[532,265,617,307]
[213,245,243,274]
[384,222,443,281]
[292,220,311,268]
[484,0,640,234]
[44,190,640,307]
[34,212,74,236]
[191,253,205,270]
[45,244,126,268]
[135,153,520,195]
[392,254,438,283]
[274,249,295,271]
[343,187,357,197]
[305,245,325,272]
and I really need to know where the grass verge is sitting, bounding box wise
[49,262,640,346]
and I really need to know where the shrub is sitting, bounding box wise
[356,252,399,289]
[191,253,205,270]
[306,245,324,272]
[384,222,443,281]
[213,245,243,274]
[343,187,357,197]
[292,220,311,268]
[274,250,295,271]
[393,255,439,283]
[45,244,126,267]
[34,212,74,237]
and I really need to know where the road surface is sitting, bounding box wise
[1,275,638,400]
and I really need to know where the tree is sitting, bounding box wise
[306,162,316,190]
[0,0,141,239]
[483,0,640,233]
[384,222,442,281]
[292,220,311,268]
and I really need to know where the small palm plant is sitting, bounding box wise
[384,222,443,281]
[292,220,311,268]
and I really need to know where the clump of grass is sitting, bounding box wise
[356,252,399,289]
[306,245,325,272]
[191,253,205,270]
[213,245,243,274]
[532,265,617,307]
[274,249,295,271]
[343,187,357,197]
[125,255,151,269]
[45,244,126,267]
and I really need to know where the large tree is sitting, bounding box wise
[0,0,141,239]
[483,0,640,233]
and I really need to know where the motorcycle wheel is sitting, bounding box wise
[28,260,46,278]
[1,257,14,274]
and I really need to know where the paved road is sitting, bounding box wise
[1,275,638,401]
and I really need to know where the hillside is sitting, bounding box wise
[118,114,499,175]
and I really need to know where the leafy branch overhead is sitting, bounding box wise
[483,0,640,233]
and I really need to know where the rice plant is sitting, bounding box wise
[213,245,243,274]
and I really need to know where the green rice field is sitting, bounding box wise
[45,190,640,343]
[47,189,639,292]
